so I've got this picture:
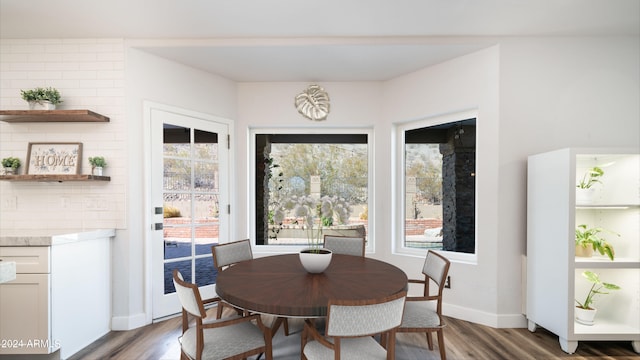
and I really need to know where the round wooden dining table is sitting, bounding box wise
[215,253,408,318]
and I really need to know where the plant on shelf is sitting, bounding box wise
[2,157,21,174]
[2,157,21,169]
[574,270,620,324]
[88,156,107,176]
[20,87,63,109]
[88,156,107,168]
[575,224,618,260]
[576,166,604,189]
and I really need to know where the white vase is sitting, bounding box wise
[92,166,103,176]
[299,248,333,273]
[3,167,16,175]
[576,187,596,204]
[28,101,56,110]
[575,306,597,325]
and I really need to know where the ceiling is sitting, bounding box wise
[1,0,638,82]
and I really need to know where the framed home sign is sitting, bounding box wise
[26,142,82,175]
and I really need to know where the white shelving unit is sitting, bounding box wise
[526,148,640,354]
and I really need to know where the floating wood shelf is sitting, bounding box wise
[0,110,110,123]
[0,174,110,182]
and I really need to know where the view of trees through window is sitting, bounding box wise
[404,144,444,249]
[255,134,369,246]
[403,119,476,253]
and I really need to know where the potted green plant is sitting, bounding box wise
[575,224,618,260]
[576,166,604,203]
[577,166,604,189]
[2,157,21,175]
[88,156,107,176]
[20,87,63,110]
[575,270,620,325]
[273,194,352,273]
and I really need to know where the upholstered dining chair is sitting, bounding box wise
[172,269,273,360]
[323,235,366,257]
[211,239,254,319]
[301,291,407,360]
[211,239,289,335]
[211,238,253,272]
[397,250,451,359]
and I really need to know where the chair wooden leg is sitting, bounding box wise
[380,333,388,349]
[386,330,397,360]
[283,318,290,336]
[264,335,273,360]
[301,320,311,360]
[437,329,446,360]
[426,331,434,350]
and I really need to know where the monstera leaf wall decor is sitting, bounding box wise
[295,84,330,121]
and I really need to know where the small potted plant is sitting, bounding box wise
[88,156,107,176]
[576,166,604,203]
[575,224,618,260]
[273,195,352,273]
[2,157,21,175]
[20,87,63,110]
[575,270,620,325]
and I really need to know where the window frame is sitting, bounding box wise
[393,110,478,264]
[249,127,375,254]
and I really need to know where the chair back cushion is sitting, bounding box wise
[323,235,365,256]
[172,270,206,318]
[423,250,450,286]
[212,239,253,269]
[326,292,406,337]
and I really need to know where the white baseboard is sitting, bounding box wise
[444,303,528,328]
[110,306,528,331]
[111,312,149,331]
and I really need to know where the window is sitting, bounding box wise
[396,114,476,256]
[252,130,371,250]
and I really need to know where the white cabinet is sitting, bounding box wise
[0,247,52,355]
[526,148,640,354]
[0,229,113,359]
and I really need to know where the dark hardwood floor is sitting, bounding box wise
[69,308,638,360]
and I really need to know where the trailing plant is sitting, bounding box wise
[575,271,620,310]
[266,155,285,240]
[575,224,618,261]
[20,87,63,105]
[88,156,107,168]
[577,166,604,189]
[2,157,21,169]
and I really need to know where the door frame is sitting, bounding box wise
[143,101,235,323]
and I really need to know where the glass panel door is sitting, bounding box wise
[151,107,228,319]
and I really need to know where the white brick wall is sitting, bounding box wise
[0,38,127,231]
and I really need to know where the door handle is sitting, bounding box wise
[153,223,163,230]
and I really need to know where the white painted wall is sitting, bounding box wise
[234,37,639,328]
[118,47,236,329]
[382,46,502,325]
[233,47,510,326]
[1,35,637,332]
[494,36,639,322]
[0,39,126,231]
[235,82,383,255]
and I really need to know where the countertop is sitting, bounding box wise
[0,229,116,246]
